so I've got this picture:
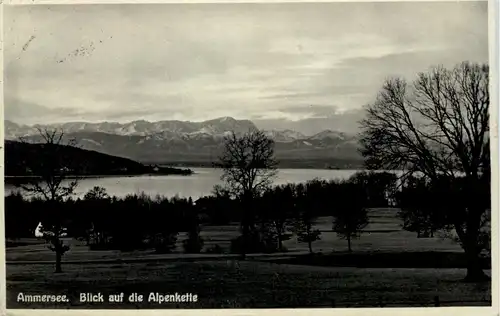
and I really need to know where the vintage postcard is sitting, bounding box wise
[1,0,498,314]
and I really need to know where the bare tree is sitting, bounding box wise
[215,130,278,198]
[17,128,82,273]
[18,128,81,200]
[214,130,278,256]
[359,61,490,281]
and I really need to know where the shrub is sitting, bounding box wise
[183,232,204,253]
[229,231,277,254]
[258,222,290,253]
[206,244,225,254]
[291,219,321,253]
[152,232,178,253]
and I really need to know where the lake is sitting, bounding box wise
[5,168,362,199]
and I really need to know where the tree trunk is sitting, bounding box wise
[240,193,255,259]
[347,236,352,252]
[55,250,62,273]
[456,214,488,282]
[240,222,249,260]
[275,223,283,252]
[306,224,313,254]
[463,241,488,282]
[464,256,487,282]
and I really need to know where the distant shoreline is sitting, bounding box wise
[153,163,366,170]
[4,173,195,179]
[4,172,194,185]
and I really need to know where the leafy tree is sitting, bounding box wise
[332,181,369,252]
[359,61,490,281]
[146,195,180,253]
[349,171,398,207]
[183,200,204,253]
[304,179,329,213]
[214,130,278,257]
[183,229,204,253]
[396,176,447,238]
[75,187,112,246]
[292,220,321,254]
[84,186,109,200]
[258,186,295,252]
[5,193,40,240]
[197,186,238,225]
[290,183,321,253]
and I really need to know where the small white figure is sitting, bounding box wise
[34,222,43,238]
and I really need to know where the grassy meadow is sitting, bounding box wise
[6,261,491,308]
[5,208,491,308]
[6,209,464,262]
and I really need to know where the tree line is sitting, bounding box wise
[5,170,397,253]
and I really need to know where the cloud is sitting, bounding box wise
[3,2,488,127]
[275,104,340,116]
[4,96,81,125]
[253,108,367,135]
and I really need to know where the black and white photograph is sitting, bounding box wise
[2,0,496,310]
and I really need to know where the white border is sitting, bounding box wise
[1,1,6,314]
[0,0,495,3]
[0,1,498,316]
[489,0,499,314]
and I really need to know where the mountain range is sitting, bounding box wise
[4,117,363,169]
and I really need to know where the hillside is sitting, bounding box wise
[4,140,193,180]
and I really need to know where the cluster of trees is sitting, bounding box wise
[6,61,491,283]
[6,190,197,252]
[5,170,394,255]
[396,175,491,254]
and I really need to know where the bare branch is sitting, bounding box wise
[214,130,278,199]
[360,61,489,182]
[15,127,82,201]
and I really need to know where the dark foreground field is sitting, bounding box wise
[6,260,491,308]
[5,209,492,308]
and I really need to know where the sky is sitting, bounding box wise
[3,1,489,131]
